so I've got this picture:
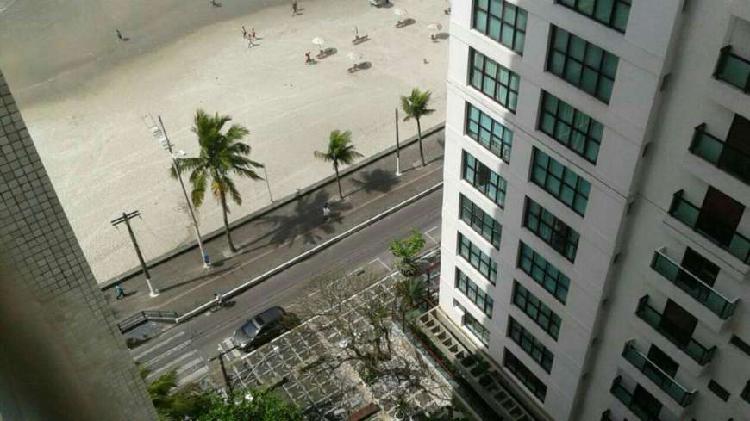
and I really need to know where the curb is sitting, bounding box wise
[102,122,445,290]
[174,181,443,324]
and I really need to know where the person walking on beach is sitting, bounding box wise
[251,27,257,41]
[292,0,298,16]
[241,25,248,38]
[115,29,125,41]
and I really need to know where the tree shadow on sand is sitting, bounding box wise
[239,190,353,252]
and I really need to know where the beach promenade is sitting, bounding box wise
[0,0,449,282]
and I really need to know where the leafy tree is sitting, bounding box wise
[197,389,302,421]
[389,230,426,276]
[401,88,435,167]
[314,129,363,200]
[173,109,263,253]
[146,371,212,420]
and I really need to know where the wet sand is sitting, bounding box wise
[0,0,448,282]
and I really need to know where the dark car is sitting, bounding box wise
[232,306,286,351]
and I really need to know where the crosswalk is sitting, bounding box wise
[132,330,211,387]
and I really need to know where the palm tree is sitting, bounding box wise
[173,109,262,253]
[401,88,435,167]
[314,130,363,200]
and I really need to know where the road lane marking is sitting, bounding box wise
[132,330,186,362]
[370,257,391,271]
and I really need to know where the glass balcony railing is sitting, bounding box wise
[622,341,696,407]
[635,296,717,366]
[610,376,662,421]
[669,190,750,264]
[651,250,737,320]
[715,46,750,93]
[689,124,750,185]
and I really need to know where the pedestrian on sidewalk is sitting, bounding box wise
[115,284,125,300]
[322,201,331,221]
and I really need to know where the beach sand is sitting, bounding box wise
[0,0,449,283]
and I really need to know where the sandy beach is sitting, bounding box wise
[0,0,448,283]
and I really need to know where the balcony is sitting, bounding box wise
[651,250,737,320]
[610,376,662,421]
[635,296,716,366]
[689,124,750,185]
[714,46,750,94]
[622,341,696,407]
[668,190,750,264]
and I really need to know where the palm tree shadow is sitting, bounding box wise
[242,190,353,250]
[350,168,399,195]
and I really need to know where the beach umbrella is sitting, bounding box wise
[393,8,408,17]
[312,37,325,52]
[427,23,442,32]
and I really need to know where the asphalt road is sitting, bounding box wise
[131,186,443,387]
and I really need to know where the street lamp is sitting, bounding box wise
[150,115,211,269]
[394,107,402,177]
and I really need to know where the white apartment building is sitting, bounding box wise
[438,1,750,420]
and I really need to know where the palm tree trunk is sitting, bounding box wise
[220,190,237,253]
[416,118,425,166]
[334,161,344,200]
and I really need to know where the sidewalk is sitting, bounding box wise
[107,127,445,320]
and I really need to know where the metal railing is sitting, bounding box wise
[669,190,750,264]
[635,296,716,366]
[622,341,696,406]
[689,124,750,185]
[650,249,737,319]
[610,376,662,421]
[714,45,750,93]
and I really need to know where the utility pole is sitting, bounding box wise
[111,211,159,297]
[152,115,211,269]
[395,107,402,177]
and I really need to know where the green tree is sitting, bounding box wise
[389,230,426,276]
[146,371,212,420]
[173,109,263,253]
[401,88,435,167]
[197,389,303,421]
[314,129,363,200]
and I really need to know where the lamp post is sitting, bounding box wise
[111,210,159,297]
[152,116,211,269]
[262,165,273,202]
[395,107,402,177]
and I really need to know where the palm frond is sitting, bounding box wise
[190,169,207,208]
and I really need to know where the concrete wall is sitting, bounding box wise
[0,69,156,421]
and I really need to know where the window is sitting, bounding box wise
[460,194,503,249]
[462,151,507,207]
[531,147,591,215]
[512,281,561,340]
[523,198,580,262]
[458,232,498,284]
[507,316,554,373]
[547,26,619,103]
[503,349,547,401]
[456,268,494,317]
[714,46,750,93]
[517,241,570,304]
[469,49,521,112]
[472,0,528,54]
[464,313,490,346]
[730,335,750,357]
[556,0,631,33]
[708,380,730,401]
[466,102,513,163]
[539,91,603,164]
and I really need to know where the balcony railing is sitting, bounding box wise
[610,376,662,421]
[668,190,750,264]
[651,250,737,320]
[622,341,696,407]
[714,45,750,93]
[689,124,750,185]
[636,296,717,366]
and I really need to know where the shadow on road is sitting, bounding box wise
[351,168,399,195]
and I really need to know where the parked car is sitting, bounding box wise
[232,306,287,351]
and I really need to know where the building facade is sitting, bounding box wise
[0,69,157,420]
[439,1,750,420]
